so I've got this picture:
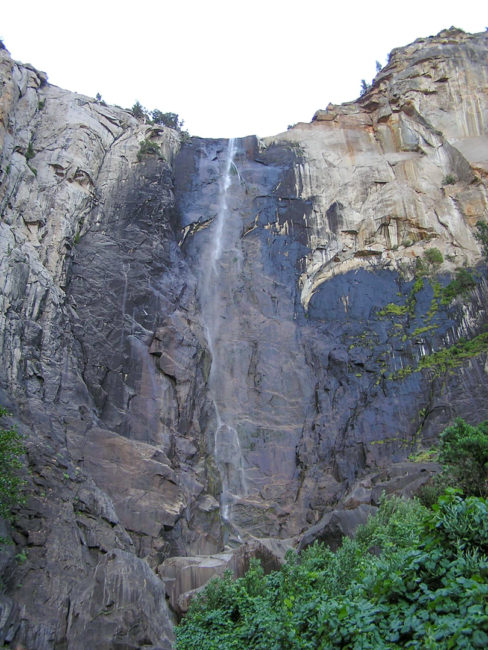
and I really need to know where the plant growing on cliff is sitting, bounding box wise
[137,139,164,162]
[360,79,370,96]
[151,109,183,130]
[442,174,456,185]
[25,141,35,161]
[423,247,443,266]
[441,267,476,303]
[131,100,147,120]
[0,407,26,520]
[475,221,488,264]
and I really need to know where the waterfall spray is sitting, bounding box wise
[200,138,247,528]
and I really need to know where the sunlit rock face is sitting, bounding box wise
[0,27,488,648]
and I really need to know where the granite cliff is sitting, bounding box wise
[0,27,487,648]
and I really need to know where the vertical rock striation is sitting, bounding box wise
[0,27,487,648]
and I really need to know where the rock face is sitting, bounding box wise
[0,27,487,648]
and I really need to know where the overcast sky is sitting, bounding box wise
[2,1,486,138]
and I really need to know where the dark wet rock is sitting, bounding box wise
[298,505,378,552]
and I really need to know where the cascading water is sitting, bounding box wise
[200,138,247,527]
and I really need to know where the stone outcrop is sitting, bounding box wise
[0,28,487,648]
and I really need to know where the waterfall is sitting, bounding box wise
[200,138,247,527]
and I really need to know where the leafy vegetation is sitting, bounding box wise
[441,267,476,304]
[137,139,164,162]
[176,491,488,649]
[475,221,488,264]
[439,418,488,497]
[360,79,370,96]
[0,407,26,521]
[442,174,456,185]
[423,247,443,266]
[130,102,185,131]
[25,141,35,161]
[391,331,488,380]
[151,109,183,130]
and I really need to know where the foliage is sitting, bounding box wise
[442,174,456,185]
[0,407,26,521]
[151,109,183,130]
[424,247,443,266]
[0,39,5,51]
[439,418,488,497]
[475,221,488,264]
[176,493,488,649]
[131,100,146,119]
[137,139,164,162]
[441,267,476,303]
[25,141,35,161]
[391,331,488,380]
[360,79,370,96]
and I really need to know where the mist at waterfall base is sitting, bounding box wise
[1,0,486,138]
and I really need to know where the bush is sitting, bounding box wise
[424,247,443,265]
[176,492,488,649]
[442,174,456,185]
[0,407,26,521]
[137,139,164,162]
[441,267,476,303]
[475,220,488,263]
[151,109,183,130]
[25,141,35,161]
[439,418,488,497]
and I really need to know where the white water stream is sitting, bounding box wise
[200,138,247,525]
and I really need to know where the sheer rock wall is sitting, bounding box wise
[0,28,487,648]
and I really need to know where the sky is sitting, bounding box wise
[1,1,486,139]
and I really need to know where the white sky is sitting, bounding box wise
[1,1,486,138]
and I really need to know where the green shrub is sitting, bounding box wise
[176,491,488,649]
[441,267,476,303]
[424,247,443,265]
[439,418,488,497]
[475,221,488,263]
[25,141,35,161]
[151,109,183,130]
[442,174,456,185]
[0,407,26,520]
[137,139,164,162]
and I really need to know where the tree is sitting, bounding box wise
[360,79,369,96]
[0,407,26,520]
[131,100,147,120]
[439,418,488,496]
[151,109,183,130]
[375,60,382,73]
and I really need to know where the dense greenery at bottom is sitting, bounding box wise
[177,494,488,647]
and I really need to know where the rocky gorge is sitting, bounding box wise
[0,27,487,648]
